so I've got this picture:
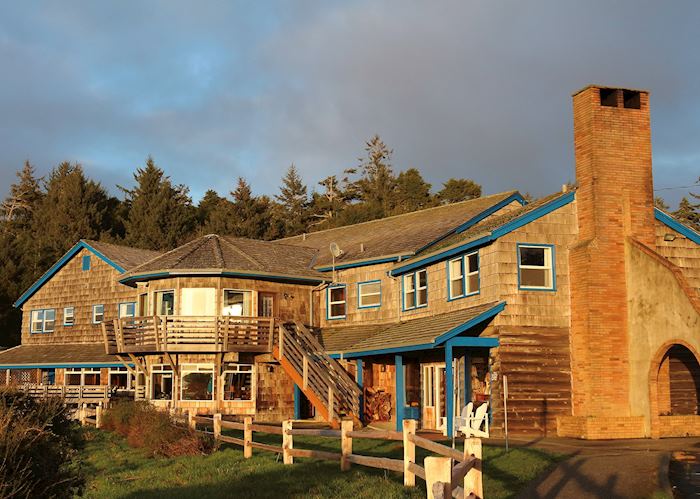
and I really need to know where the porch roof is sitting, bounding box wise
[0,344,123,368]
[321,301,504,357]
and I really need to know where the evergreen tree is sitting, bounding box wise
[309,175,348,229]
[197,190,226,226]
[274,164,309,236]
[0,161,42,227]
[392,168,433,214]
[229,178,274,239]
[436,178,482,204]
[654,196,669,211]
[353,135,396,216]
[673,178,700,231]
[121,157,195,250]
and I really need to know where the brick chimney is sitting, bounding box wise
[569,85,655,421]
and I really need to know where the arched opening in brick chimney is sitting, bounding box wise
[655,344,700,416]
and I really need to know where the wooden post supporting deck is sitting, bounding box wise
[213,413,222,440]
[425,456,452,499]
[465,437,483,498]
[244,417,253,458]
[282,420,293,464]
[79,404,87,425]
[95,405,103,429]
[340,420,353,471]
[403,419,417,486]
[188,411,196,431]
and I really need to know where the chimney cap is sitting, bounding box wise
[572,84,650,97]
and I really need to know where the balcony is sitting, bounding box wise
[102,316,276,355]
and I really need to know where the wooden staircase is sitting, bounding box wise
[273,321,362,425]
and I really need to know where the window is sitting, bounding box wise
[118,302,136,318]
[181,364,214,401]
[109,367,132,390]
[182,288,216,316]
[151,365,173,400]
[63,307,75,326]
[82,255,91,271]
[92,304,104,324]
[30,309,55,333]
[64,368,101,386]
[155,290,175,316]
[327,285,346,319]
[358,281,381,309]
[448,251,479,300]
[222,363,254,401]
[138,293,149,315]
[82,368,101,385]
[222,290,252,316]
[518,244,555,290]
[403,270,428,310]
[65,368,82,386]
[41,369,55,385]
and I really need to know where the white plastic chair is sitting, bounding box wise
[454,402,474,435]
[468,402,490,438]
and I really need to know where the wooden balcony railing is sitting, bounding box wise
[102,315,275,354]
[18,384,110,401]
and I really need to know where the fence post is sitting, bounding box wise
[79,403,86,426]
[188,411,197,431]
[340,420,353,471]
[244,416,253,458]
[403,419,417,486]
[282,420,293,465]
[96,405,103,429]
[465,438,483,499]
[425,456,452,499]
[213,413,222,440]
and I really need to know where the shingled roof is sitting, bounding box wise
[121,234,327,283]
[0,344,121,367]
[278,191,523,268]
[320,301,503,354]
[83,239,161,270]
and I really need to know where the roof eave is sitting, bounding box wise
[119,268,330,286]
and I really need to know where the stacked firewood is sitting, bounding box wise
[364,386,392,422]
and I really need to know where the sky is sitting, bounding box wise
[1,1,699,208]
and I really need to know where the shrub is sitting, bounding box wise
[0,388,84,498]
[102,401,215,458]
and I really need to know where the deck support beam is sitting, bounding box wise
[127,354,149,377]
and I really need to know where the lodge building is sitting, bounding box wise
[1,85,698,439]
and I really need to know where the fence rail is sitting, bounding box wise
[188,414,483,499]
[18,384,110,402]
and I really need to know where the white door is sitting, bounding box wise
[421,363,446,431]
[181,288,216,316]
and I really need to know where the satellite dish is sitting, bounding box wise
[329,242,343,258]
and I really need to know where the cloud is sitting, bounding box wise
[0,0,698,207]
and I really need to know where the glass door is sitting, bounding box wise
[421,363,446,430]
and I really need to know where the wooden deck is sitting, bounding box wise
[18,383,110,403]
[102,315,275,354]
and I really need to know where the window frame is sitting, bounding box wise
[517,243,556,291]
[30,308,56,334]
[180,363,215,402]
[154,290,176,316]
[326,284,347,320]
[357,280,382,309]
[222,289,253,317]
[63,306,75,326]
[82,255,91,271]
[65,367,101,386]
[92,304,104,324]
[221,363,255,402]
[108,367,133,390]
[150,364,174,400]
[447,250,480,301]
[402,269,428,311]
[118,302,136,318]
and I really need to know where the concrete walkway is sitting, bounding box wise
[484,436,700,498]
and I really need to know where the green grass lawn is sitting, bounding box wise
[79,428,563,499]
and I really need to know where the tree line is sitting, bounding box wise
[0,135,483,345]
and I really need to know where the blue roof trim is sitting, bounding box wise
[390,191,575,277]
[315,255,409,272]
[655,208,700,245]
[331,301,505,359]
[119,270,327,286]
[412,192,527,256]
[445,337,499,348]
[0,363,133,369]
[14,241,126,308]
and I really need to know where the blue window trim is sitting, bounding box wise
[30,308,56,334]
[446,250,480,301]
[655,208,700,245]
[357,280,382,309]
[63,306,75,327]
[118,301,136,318]
[82,255,91,271]
[517,243,556,292]
[92,304,105,324]
[326,284,347,320]
[402,269,428,311]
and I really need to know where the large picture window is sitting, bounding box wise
[448,251,479,300]
[222,364,254,401]
[181,364,214,401]
[155,291,175,316]
[403,270,428,310]
[30,309,55,333]
[358,281,381,309]
[518,244,555,290]
[151,365,173,400]
[222,290,252,316]
[327,285,346,319]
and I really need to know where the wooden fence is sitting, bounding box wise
[77,403,103,428]
[189,413,483,499]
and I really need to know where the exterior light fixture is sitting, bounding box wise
[663,233,676,242]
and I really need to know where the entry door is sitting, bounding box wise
[258,292,276,318]
[422,363,446,430]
